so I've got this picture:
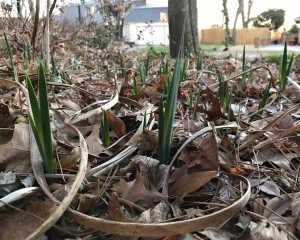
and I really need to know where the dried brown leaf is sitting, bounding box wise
[59,147,81,170]
[169,171,218,196]
[0,200,56,240]
[85,125,106,155]
[278,115,294,129]
[263,194,294,222]
[106,111,126,137]
[113,172,166,207]
[259,180,280,197]
[0,123,30,172]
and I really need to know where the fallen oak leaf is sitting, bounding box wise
[108,193,135,223]
[106,111,126,137]
[112,172,166,207]
[85,124,106,155]
[0,123,31,172]
[169,171,218,196]
[0,200,56,240]
[108,193,137,240]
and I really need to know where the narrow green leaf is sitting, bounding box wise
[158,17,185,164]
[158,97,165,163]
[139,63,145,84]
[3,31,19,82]
[101,110,110,147]
[241,45,246,86]
[28,113,45,161]
[279,41,294,91]
[38,62,56,173]
[26,74,43,144]
[279,41,288,90]
[133,75,138,96]
[258,80,271,115]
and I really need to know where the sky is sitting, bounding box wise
[197,0,300,31]
[3,0,300,32]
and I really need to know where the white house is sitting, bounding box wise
[124,0,168,45]
[54,0,169,45]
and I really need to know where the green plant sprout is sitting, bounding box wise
[258,80,271,116]
[26,62,57,173]
[133,75,138,96]
[139,62,146,84]
[196,53,203,71]
[158,28,185,164]
[193,87,201,120]
[101,110,110,148]
[218,72,232,114]
[188,92,193,112]
[120,54,126,77]
[4,32,19,82]
[50,51,59,76]
[279,40,294,91]
[241,45,246,87]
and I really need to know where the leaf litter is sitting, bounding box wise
[0,17,300,240]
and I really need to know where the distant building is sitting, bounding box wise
[124,0,168,45]
[55,0,169,45]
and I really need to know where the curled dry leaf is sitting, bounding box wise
[170,133,219,196]
[169,171,218,196]
[131,155,168,190]
[0,102,11,126]
[136,202,168,224]
[144,74,169,98]
[249,220,289,240]
[108,193,138,240]
[108,193,134,223]
[106,110,126,137]
[112,172,166,207]
[278,115,294,129]
[0,123,31,172]
[0,200,57,240]
[85,124,106,155]
[195,88,235,121]
[263,193,300,224]
[58,146,81,170]
[253,147,294,173]
[258,180,281,197]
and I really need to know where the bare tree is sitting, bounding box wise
[28,0,35,19]
[168,0,199,58]
[97,0,132,41]
[243,0,254,28]
[232,0,254,44]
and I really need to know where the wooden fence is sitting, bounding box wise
[201,28,271,45]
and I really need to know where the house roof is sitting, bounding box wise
[136,2,168,9]
[124,6,167,23]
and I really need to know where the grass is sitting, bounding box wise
[267,52,295,64]
[136,44,223,54]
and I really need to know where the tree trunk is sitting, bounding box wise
[17,0,21,16]
[232,0,243,44]
[222,0,231,48]
[168,0,199,58]
[243,0,253,28]
[28,0,35,20]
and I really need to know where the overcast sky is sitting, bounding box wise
[197,0,300,31]
[4,0,300,31]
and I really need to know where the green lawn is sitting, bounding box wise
[135,44,223,54]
